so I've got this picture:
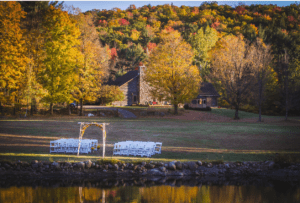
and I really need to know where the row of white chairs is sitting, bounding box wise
[50,139,98,154]
[113,141,162,157]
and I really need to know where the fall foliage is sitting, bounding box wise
[72,13,110,116]
[0,2,28,109]
[40,5,81,115]
[145,30,201,114]
[210,35,257,119]
[1,2,300,116]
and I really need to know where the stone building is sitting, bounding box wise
[109,66,220,107]
[109,66,156,106]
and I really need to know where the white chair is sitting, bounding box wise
[154,142,162,154]
[112,141,162,157]
[50,140,59,153]
[113,143,121,155]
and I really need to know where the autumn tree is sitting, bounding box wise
[250,38,273,122]
[40,6,81,115]
[73,13,110,116]
[98,85,125,105]
[145,29,201,114]
[210,35,257,119]
[0,2,28,114]
[188,26,219,80]
[19,1,51,115]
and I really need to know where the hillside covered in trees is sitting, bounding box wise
[0,1,300,117]
[87,2,300,116]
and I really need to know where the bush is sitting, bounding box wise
[98,85,125,105]
[183,104,189,110]
[240,104,258,114]
[189,106,211,111]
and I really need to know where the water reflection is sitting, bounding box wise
[0,184,300,203]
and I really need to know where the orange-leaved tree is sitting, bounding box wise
[145,28,201,114]
[0,1,29,113]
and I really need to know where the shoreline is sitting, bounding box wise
[1,160,300,186]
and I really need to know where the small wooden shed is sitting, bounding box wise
[188,82,220,108]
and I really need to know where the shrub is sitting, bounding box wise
[184,104,189,109]
[98,85,125,105]
[188,106,211,111]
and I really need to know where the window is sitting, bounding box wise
[199,99,202,104]
[203,99,206,105]
[133,95,137,102]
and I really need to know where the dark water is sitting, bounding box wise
[1,184,300,203]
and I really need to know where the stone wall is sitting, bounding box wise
[1,160,300,183]
[112,77,138,106]
[138,66,154,105]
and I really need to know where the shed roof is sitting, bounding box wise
[108,70,139,86]
[197,82,220,97]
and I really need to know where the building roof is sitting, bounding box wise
[196,82,220,98]
[108,70,139,86]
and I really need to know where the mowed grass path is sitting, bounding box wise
[0,109,300,163]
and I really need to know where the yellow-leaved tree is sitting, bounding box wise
[20,1,50,115]
[40,6,81,115]
[145,29,201,114]
[0,2,28,113]
[72,12,110,116]
[210,35,257,119]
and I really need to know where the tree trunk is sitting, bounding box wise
[68,102,71,115]
[285,68,288,121]
[258,79,262,122]
[30,101,34,116]
[174,104,178,115]
[80,98,83,116]
[234,90,240,120]
[50,102,53,115]
[0,102,2,115]
[30,97,36,116]
[284,50,289,121]
[234,106,239,120]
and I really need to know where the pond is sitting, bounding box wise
[0,179,299,203]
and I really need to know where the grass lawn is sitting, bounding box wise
[208,108,296,119]
[0,108,300,163]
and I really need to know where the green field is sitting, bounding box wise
[0,108,299,163]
